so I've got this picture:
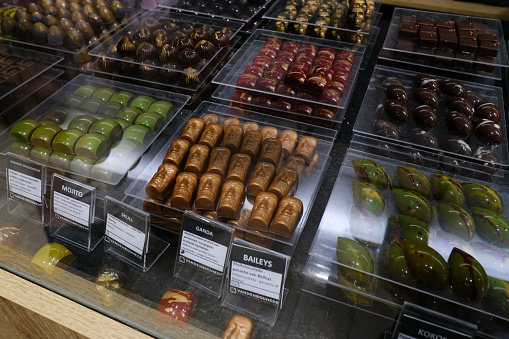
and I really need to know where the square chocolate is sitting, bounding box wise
[458,30,476,38]
[418,18,435,26]
[478,33,498,42]
[436,20,455,29]
[400,24,419,39]
[478,40,500,58]
[456,22,475,31]
[453,53,474,71]
[439,34,458,50]
[438,28,456,36]
[473,23,489,34]
[434,49,453,67]
[395,38,414,60]
[419,26,437,34]
[414,47,434,64]
[475,56,496,73]
[401,14,417,25]
[458,37,478,54]
[419,32,438,48]
[16,57,41,76]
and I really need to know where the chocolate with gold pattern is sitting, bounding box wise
[271,196,303,238]
[180,118,205,144]
[226,153,252,184]
[280,129,298,158]
[146,163,178,200]
[184,144,210,177]
[198,123,223,149]
[217,180,245,219]
[157,289,196,323]
[207,147,231,180]
[223,125,243,154]
[169,172,198,210]
[268,166,298,201]
[163,138,191,168]
[195,173,222,210]
[247,192,279,232]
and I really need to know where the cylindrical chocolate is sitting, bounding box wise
[163,138,191,168]
[169,172,198,210]
[145,163,179,200]
[166,217,182,230]
[198,123,223,149]
[285,155,306,176]
[242,121,259,134]
[247,192,278,232]
[180,118,205,144]
[306,153,319,175]
[203,210,218,221]
[261,126,278,141]
[294,136,317,165]
[259,138,282,166]
[223,125,243,153]
[163,199,185,218]
[227,208,251,239]
[207,147,231,180]
[184,144,210,177]
[217,180,245,219]
[195,173,222,210]
[202,113,219,125]
[268,167,299,201]
[280,129,298,158]
[270,196,303,238]
[240,131,262,160]
[246,162,276,196]
[222,117,241,129]
[143,195,163,214]
[226,153,252,183]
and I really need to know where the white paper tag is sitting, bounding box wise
[105,213,145,256]
[180,230,228,273]
[230,261,282,300]
[53,191,90,227]
[8,169,42,203]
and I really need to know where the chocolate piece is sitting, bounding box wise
[247,192,278,232]
[163,138,191,168]
[386,84,409,103]
[198,123,223,149]
[146,163,179,200]
[456,22,474,31]
[412,129,440,148]
[203,114,220,125]
[458,37,477,54]
[476,102,501,123]
[400,24,418,39]
[207,147,231,180]
[271,196,303,238]
[453,53,474,71]
[9,119,41,144]
[478,40,500,58]
[285,156,306,176]
[414,74,439,91]
[420,26,437,34]
[180,118,205,144]
[240,131,262,160]
[259,138,282,166]
[436,20,455,29]
[413,105,438,129]
[217,180,245,219]
[419,32,437,48]
[447,111,473,137]
[195,173,222,210]
[447,136,471,156]
[440,79,466,97]
[184,144,210,177]
[242,121,259,134]
[247,162,276,196]
[222,314,255,339]
[143,196,163,214]
[223,125,243,154]
[474,119,504,144]
[74,132,110,159]
[384,100,410,123]
[438,34,457,50]
[445,97,474,120]
[434,50,453,67]
[473,147,499,174]
[401,14,417,25]
[381,77,404,88]
[418,18,435,26]
[261,126,278,141]
[413,88,440,109]
[226,153,252,183]
[169,172,198,210]
[465,91,484,107]
[268,167,298,201]
[157,289,196,323]
[30,124,63,149]
[294,136,317,165]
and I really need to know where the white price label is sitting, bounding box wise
[105,213,145,256]
[8,169,42,203]
[180,230,228,273]
[53,191,90,228]
[231,261,282,300]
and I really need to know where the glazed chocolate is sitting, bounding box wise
[294,136,317,165]
[145,163,179,200]
[195,173,222,210]
[280,129,299,158]
[412,128,440,148]
[440,79,466,97]
[446,135,472,156]
[465,91,484,107]
[223,125,243,154]
[446,97,475,120]
[169,172,198,210]
[384,100,410,123]
[163,138,191,168]
[242,121,259,134]
[381,77,404,88]
[413,88,439,109]
[268,167,299,201]
[447,111,473,137]
[180,118,205,144]
[157,289,196,323]
[198,123,223,149]
[203,113,220,125]
[414,74,439,91]
[476,102,501,123]
[261,126,278,141]
[271,196,303,238]
[372,119,400,139]
[474,119,504,144]
[184,144,210,177]
[226,153,252,183]
[260,138,282,166]
[473,147,499,174]
[247,192,278,232]
[207,147,231,180]
[386,84,409,103]
[285,156,306,176]
[217,180,245,219]
[246,162,276,196]
[413,105,438,129]
[240,131,262,160]
[143,195,163,214]
[222,314,255,339]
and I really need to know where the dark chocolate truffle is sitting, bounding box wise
[386,84,410,103]
[412,129,439,148]
[464,91,484,107]
[384,100,410,123]
[446,111,473,137]
[413,88,440,109]
[372,119,400,139]
[439,79,466,97]
[476,102,502,123]
[474,119,504,144]
[446,135,471,156]
[473,146,499,174]
[179,48,201,67]
[413,105,438,129]
[413,74,439,91]
[446,97,475,120]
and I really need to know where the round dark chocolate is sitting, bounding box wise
[414,74,439,92]
[194,40,216,58]
[413,105,438,129]
[384,100,410,123]
[439,79,466,97]
[189,27,209,42]
[138,60,158,80]
[386,84,410,103]
[476,102,501,123]
[446,97,475,120]
[116,36,136,56]
[131,28,152,44]
[135,42,157,61]
[159,62,179,83]
[465,91,484,107]
[412,129,439,148]
[474,119,504,144]
[179,48,201,67]
[118,57,138,76]
[439,155,462,174]
[413,88,440,109]
[473,146,499,174]
[446,135,472,156]
[152,30,170,48]
[159,43,178,63]
[175,36,194,51]
[180,22,195,36]
[446,111,473,137]
[372,119,400,139]
[210,31,230,48]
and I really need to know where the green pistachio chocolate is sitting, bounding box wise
[462,182,503,214]
[89,119,123,142]
[395,166,430,197]
[352,179,385,215]
[52,129,84,154]
[122,125,152,146]
[337,270,375,307]
[448,247,488,302]
[430,174,465,206]
[403,240,449,289]
[114,118,130,131]
[91,87,116,102]
[30,146,52,164]
[73,85,97,98]
[471,206,509,247]
[385,240,419,288]
[386,213,403,243]
[61,95,86,109]
[352,158,392,189]
[109,90,134,106]
[130,95,156,111]
[99,102,124,118]
[30,125,63,149]
[67,115,98,133]
[393,188,432,223]
[79,98,104,114]
[349,205,384,248]
[148,100,174,119]
[42,106,69,124]
[69,155,96,180]
[134,112,164,132]
[115,107,143,124]
[398,214,430,245]
[48,151,73,171]
[437,201,475,241]
[484,276,509,314]
[9,119,41,144]
[10,141,32,158]
[74,133,111,159]
[336,236,374,285]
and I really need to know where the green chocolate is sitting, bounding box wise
[115,107,142,124]
[42,106,70,124]
[91,87,116,102]
[115,118,130,131]
[74,85,97,99]
[30,146,53,164]
[79,98,104,114]
[74,133,110,159]
[436,201,475,241]
[10,141,32,158]
[462,182,503,214]
[89,119,123,142]
[109,91,134,106]
[148,100,174,119]
[52,129,84,154]
[398,214,430,245]
[393,188,433,224]
[352,158,392,189]
[69,155,95,177]
[134,112,163,132]
[30,125,63,149]
[67,115,97,133]
[430,174,465,206]
[448,247,488,302]
[61,95,86,109]
[352,179,385,215]
[471,207,509,247]
[336,236,374,284]
[385,240,418,288]
[130,95,155,111]
[9,119,41,144]
[49,151,73,171]
[403,240,449,289]
[122,125,152,146]
[99,102,124,118]
[395,166,430,197]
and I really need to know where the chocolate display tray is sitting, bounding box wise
[381,8,508,79]
[353,65,508,167]
[88,10,244,76]
[306,148,509,328]
[124,101,335,254]
[212,29,364,111]
[0,74,190,185]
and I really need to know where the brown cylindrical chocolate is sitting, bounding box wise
[202,113,219,125]
[261,126,278,141]
[306,153,319,175]
[203,210,218,221]
[259,138,282,166]
[143,195,163,214]
[163,138,191,168]
[198,123,223,149]
[247,192,278,232]
[240,131,262,160]
[223,315,255,339]
[217,180,244,219]
[145,163,179,200]
[286,156,306,176]
[207,147,231,180]
[294,135,317,165]
[195,173,222,210]
[280,129,298,158]
[184,144,210,177]
[222,117,241,129]
[168,172,198,210]
[227,207,251,239]
[226,153,252,183]
[180,118,205,144]
[242,121,259,134]
[246,162,276,196]
[223,125,243,154]
[268,167,299,201]
[270,196,303,238]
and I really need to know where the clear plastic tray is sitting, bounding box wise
[212,29,364,112]
[0,74,190,185]
[353,65,508,168]
[124,101,335,256]
[89,9,244,80]
[381,8,508,79]
[307,148,509,328]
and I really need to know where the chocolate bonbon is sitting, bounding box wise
[246,162,276,196]
[226,153,252,183]
[195,173,222,210]
[247,192,278,232]
[217,180,244,219]
[268,166,298,201]
[169,172,198,210]
[146,163,178,200]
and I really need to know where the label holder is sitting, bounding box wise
[49,174,100,252]
[104,196,170,272]
[174,211,235,297]
[222,238,290,326]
